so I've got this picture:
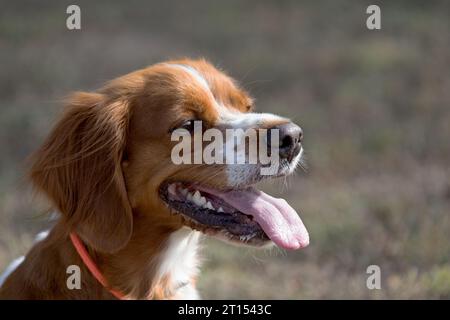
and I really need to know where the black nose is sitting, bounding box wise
[270,123,303,161]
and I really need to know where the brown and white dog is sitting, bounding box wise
[0,59,308,299]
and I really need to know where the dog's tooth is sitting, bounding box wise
[199,196,207,206]
[168,184,176,195]
[205,201,214,210]
[186,193,193,202]
[218,207,224,212]
[191,191,201,205]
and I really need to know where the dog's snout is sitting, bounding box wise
[271,123,303,161]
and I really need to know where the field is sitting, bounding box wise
[1,1,449,299]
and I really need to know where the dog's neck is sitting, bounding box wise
[149,227,201,299]
[94,221,202,300]
[0,216,202,300]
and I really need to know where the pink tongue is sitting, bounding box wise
[200,187,309,250]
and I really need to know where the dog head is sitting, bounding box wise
[30,58,309,254]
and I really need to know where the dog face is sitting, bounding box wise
[30,59,309,254]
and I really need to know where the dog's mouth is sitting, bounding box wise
[159,182,309,249]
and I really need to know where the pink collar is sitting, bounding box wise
[69,232,126,299]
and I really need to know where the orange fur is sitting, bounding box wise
[0,58,255,299]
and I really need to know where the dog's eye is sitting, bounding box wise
[169,119,197,133]
[180,120,196,131]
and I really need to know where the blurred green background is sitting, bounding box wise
[1,0,450,299]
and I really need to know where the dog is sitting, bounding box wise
[0,58,309,299]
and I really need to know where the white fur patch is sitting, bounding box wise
[166,64,210,92]
[0,230,49,287]
[35,230,49,242]
[0,256,24,287]
[154,227,201,299]
[217,106,289,186]
[216,103,287,128]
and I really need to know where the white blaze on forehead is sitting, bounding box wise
[165,63,211,92]
[216,102,288,129]
[165,63,286,130]
[226,112,287,128]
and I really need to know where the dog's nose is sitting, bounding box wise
[271,123,303,161]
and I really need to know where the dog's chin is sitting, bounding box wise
[159,181,272,247]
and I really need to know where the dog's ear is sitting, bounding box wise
[30,92,133,253]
